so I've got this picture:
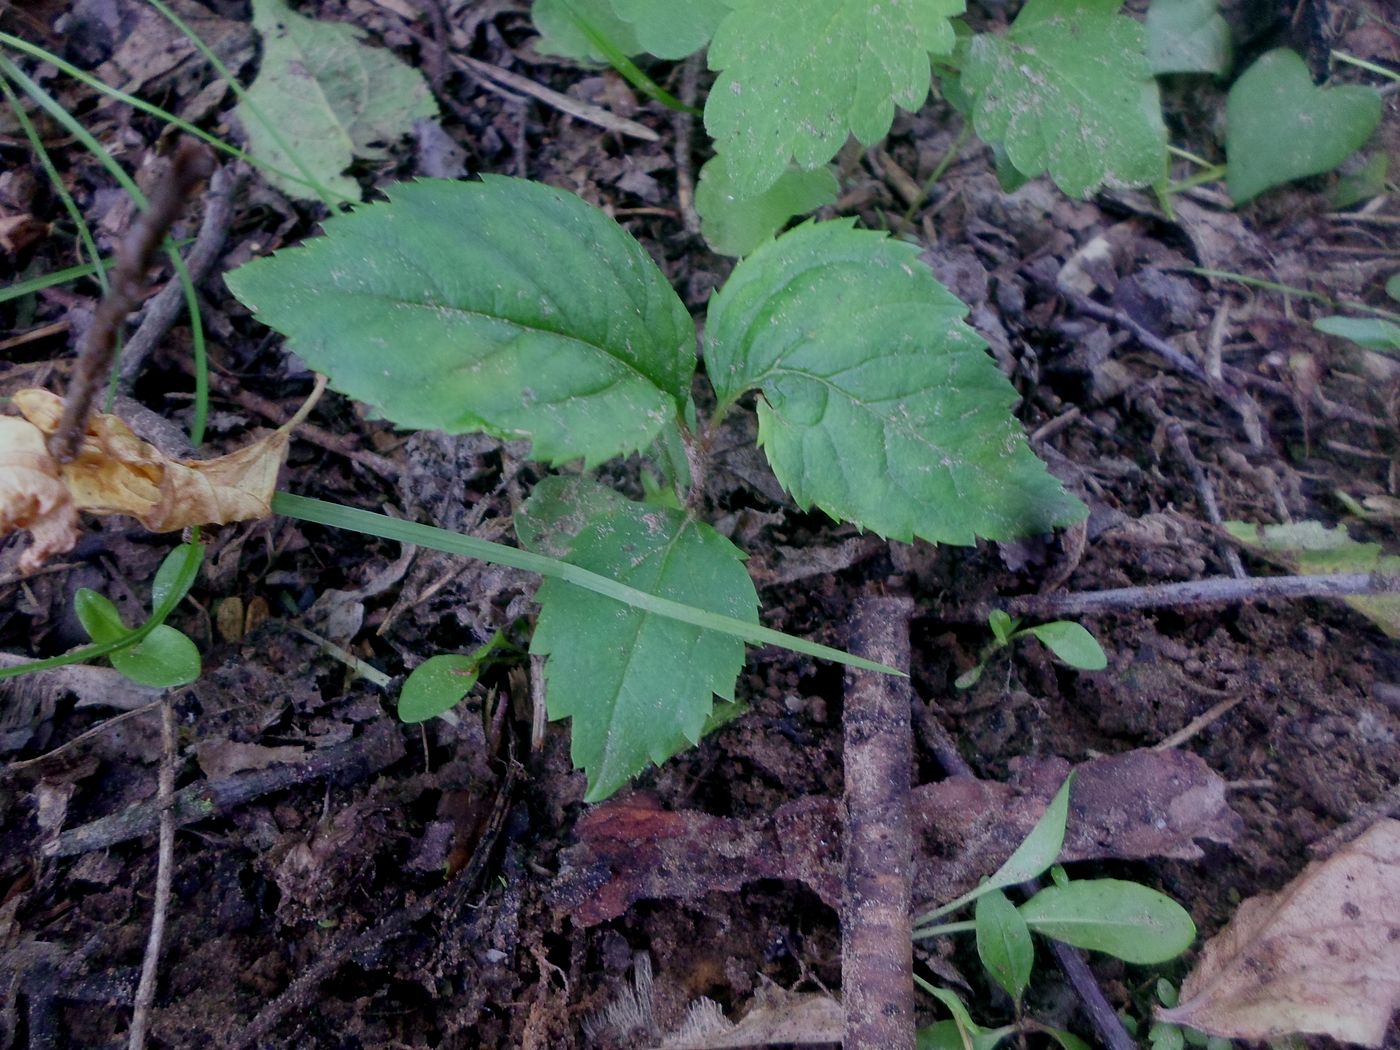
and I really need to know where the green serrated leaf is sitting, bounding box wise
[705,0,964,197]
[517,477,758,801]
[532,0,643,61]
[1026,621,1107,670]
[225,177,697,468]
[704,221,1084,545]
[237,0,437,201]
[695,156,839,258]
[110,624,202,688]
[1225,49,1382,205]
[75,589,129,645]
[609,0,727,58]
[1313,315,1400,352]
[1019,878,1196,963]
[1146,0,1232,76]
[398,653,483,723]
[975,889,1034,1004]
[961,0,1168,197]
[1225,520,1400,637]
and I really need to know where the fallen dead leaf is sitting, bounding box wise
[1157,818,1400,1046]
[554,748,1240,925]
[0,379,322,571]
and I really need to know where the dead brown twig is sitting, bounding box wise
[48,140,215,463]
[843,592,915,1050]
[126,697,176,1050]
[938,571,1400,623]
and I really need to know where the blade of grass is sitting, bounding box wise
[0,32,347,203]
[3,57,213,438]
[272,492,903,675]
[141,0,346,209]
[554,0,700,115]
[0,69,108,296]
[1190,267,1400,322]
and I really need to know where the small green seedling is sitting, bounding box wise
[914,774,1197,1048]
[70,542,204,688]
[225,176,1086,800]
[955,610,1107,689]
[397,630,508,724]
[1142,979,1233,1050]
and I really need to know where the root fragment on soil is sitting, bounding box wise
[842,592,915,1050]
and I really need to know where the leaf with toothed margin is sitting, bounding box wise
[704,220,1085,545]
[517,477,758,802]
[224,176,697,469]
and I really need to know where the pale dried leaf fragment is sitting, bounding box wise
[1158,818,1400,1046]
[0,415,80,574]
[0,381,322,570]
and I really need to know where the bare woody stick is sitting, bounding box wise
[48,139,215,463]
[843,592,915,1050]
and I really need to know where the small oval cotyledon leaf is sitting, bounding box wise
[704,221,1084,545]
[517,477,758,802]
[225,176,697,469]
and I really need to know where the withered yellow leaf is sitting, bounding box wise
[1158,818,1400,1046]
[1,380,322,571]
[0,415,80,574]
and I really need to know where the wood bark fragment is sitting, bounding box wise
[842,592,915,1050]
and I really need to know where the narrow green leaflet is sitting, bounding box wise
[961,0,1167,197]
[1226,49,1382,205]
[1313,315,1400,352]
[695,156,839,258]
[609,0,728,59]
[975,889,1034,1004]
[704,221,1084,545]
[237,0,437,201]
[1018,878,1196,963]
[705,0,964,197]
[75,590,128,645]
[1025,621,1108,670]
[1145,0,1232,76]
[532,0,643,62]
[1225,521,1400,637]
[517,477,759,801]
[225,177,697,468]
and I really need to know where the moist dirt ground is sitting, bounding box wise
[1,1,1398,1047]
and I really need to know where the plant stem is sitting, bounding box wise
[910,919,976,939]
[1331,49,1400,84]
[1190,267,1400,322]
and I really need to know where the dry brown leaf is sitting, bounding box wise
[0,380,322,571]
[0,415,80,574]
[1158,818,1400,1046]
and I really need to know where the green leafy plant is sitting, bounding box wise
[531,0,1171,254]
[913,775,1197,1048]
[1225,49,1382,205]
[224,174,1084,799]
[64,543,204,689]
[955,609,1107,689]
[1141,978,1233,1050]
[397,630,509,723]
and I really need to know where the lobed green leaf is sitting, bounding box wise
[517,477,759,801]
[705,0,964,197]
[695,156,839,258]
[704,221,1084,545]
[225,177,697,468]
[961,0,1168,197]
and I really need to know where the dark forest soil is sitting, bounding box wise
[1,1,1398,1047]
